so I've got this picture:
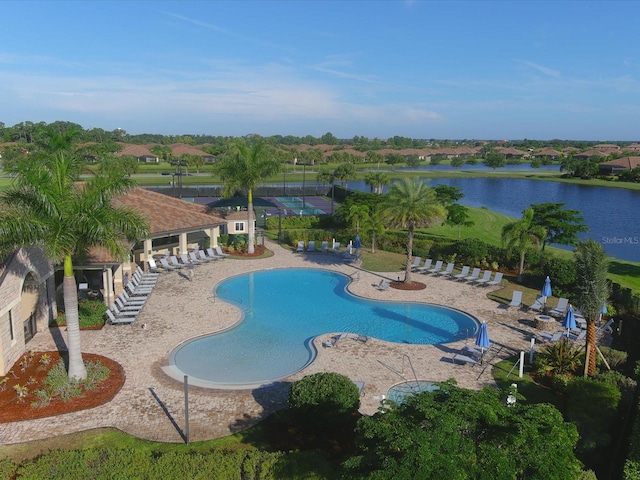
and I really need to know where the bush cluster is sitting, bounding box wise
[53,299,106,328]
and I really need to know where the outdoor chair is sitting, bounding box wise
[426,260,443,275]
[159,258,176,271]
[296,241,305,253]
[508,290,523,309]
[106,309,136,325]
[452,265,470,280]
[529,296,545,312]
[463,267,481,282]
[169,256,184,269]
[306,241,316,252]
[453,353,478,366]
[320,241,329,253]
[472,270,492,285]
[206,247,224,260]
[436,262,455,277]
[214,246,231,257]
[409,256,422,271]
[549,298,569,317]
[416,259,434,273]
[486,272,504,287]
[197,250,214,262]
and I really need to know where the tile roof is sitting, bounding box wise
[113,188,225,238]
[599,156,640,169]
[116,144,158,158]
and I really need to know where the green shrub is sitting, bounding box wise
[53,299,105,328]
[0,458,16,479]
[289,372,360,415]
[452,238,490,266]
[597,346,628,369]
[536,338,583,376]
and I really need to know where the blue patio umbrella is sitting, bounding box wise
[475,322,491,353]
[563,305,577,337]
[354,234,361,249]
[541,276,552,305]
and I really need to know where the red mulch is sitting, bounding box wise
[228,245,266,257]
[390,281,427,290]
[0,351,125,423]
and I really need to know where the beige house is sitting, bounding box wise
[0,248,56,375]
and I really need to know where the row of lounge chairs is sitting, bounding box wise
[296,240,341,253]
[106,267,158,325]
[409,257,504,286]
[148,247,229,273]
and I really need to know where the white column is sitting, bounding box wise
[179,233,188,254]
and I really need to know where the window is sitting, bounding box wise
[8,310,14,341]
[234,222,245,232]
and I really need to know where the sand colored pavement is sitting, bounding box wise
[1,240,546,445]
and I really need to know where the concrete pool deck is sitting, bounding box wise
[2,240,545,445]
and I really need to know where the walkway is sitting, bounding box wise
[2,241,542,445]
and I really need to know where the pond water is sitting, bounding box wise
[350,178,640,262]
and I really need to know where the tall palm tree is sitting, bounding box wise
[361,205,386,253]
[501,208,546,282]
[347,204,370,234]
[215,140,280,254]
[364,171,389,194]
[573,240,609,376]
[383,178,445,284]
[0,152,149,380]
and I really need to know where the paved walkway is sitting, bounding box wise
[2,240,547,445]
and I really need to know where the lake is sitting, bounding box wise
[349,178,640,263]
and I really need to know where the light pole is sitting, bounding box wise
[283,161,286,197]
[302,163,306,210]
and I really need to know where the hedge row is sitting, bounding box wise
[1,447,332,479]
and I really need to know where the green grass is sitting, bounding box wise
[492,358,563,409]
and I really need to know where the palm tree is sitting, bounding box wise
[361,205,386,253]
[364,171,389,194]
[0,152,149,380]
[383,178,445,284]
[573,240,609,376]
[347,204,370,234]
[215,140,280,254]
[501,208,546,282]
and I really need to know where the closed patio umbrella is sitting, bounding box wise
[475,322,491,354]
[563,305,577,337]
[541,276,552,307]
[354,234,361,250]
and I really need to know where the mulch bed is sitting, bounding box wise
[390,281,427,291]
[228,245,267,257]
[0,351,125,423]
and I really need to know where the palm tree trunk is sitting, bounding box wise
[584,320,597,376]
[518,251,526,283]
[63,256,87,380]
[247,189,255,254]
[404,225,414,283]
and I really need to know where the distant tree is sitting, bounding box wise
[362,205,386,253]
[344,381,583,479]
[383,178,445,284]
[365,150,384,168]
[450,157,465,168]
[433,185,464,205]
[573,240,609,376]
[347,204,370,234]
[333,162,356,188]
[99,154,139,177]
[445,204,474,239]
[405,154,421,168]
[501,208,546,282]
[530,202,588,250]
[364,171,389,194]
[180,153,204,174]
[385,153,404,165]
[484,149,506,170]
[150,145,173,163]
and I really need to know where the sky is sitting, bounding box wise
[1,1,639,141]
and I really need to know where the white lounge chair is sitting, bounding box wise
[307,241,316,252]
[452,265,470,281]
[320,241,329,253]
[168,256,184,269]
[486,272,504,287]
[111,304,138,318]
[509,290,523,309]
[462,345,485,359]
[147,258,161,273]
[453,353,478,365]
[136,265,159,279]
[540,331,563,343]
[296,241,305,253]
[416,259,434,273]
[206,247,223,260]
[437,262,455,277]
[126,283,153,297]
[597,318,614,334]
[427,260,443,274]
[214,246,231,257]
[529,296,545,312]
[463,267,481,282]
[114,298,143,313]
[331,242,341,253]
[189,251,205,265]
[159,258,176,271]
[197,250,214,262]
[375,280,390,291]
[106,309,135,325]
[409,257,422,271]
[567,329,586,341]
[132,272,156,286]
[473,270,492,285]
[549,298,569,317]
[120,291,146,306]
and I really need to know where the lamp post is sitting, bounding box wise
[283,161,286,197]
[302,163,306,210]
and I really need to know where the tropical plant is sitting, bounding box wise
[444,203,474,239]
[215,139,280,254]
[347,204,370,234]
[573,240,610,376]
[361,206,386,253]
[536,338,583,376]
[0,131,149,380]
[363,171,388,194]
[501,207,546,282]
[530,202,588,250]
[383,178,446,283]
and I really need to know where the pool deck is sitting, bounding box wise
[3,240,547,445]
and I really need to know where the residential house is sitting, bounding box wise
[598,156,640,175]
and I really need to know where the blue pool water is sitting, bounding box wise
[169,269,478,388]
[387,381,440,405]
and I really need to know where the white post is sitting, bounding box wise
[529,338,535,364]
[519,351,525,378]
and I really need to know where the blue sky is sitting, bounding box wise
[2,1,639,140]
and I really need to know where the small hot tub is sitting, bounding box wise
[386,381,440,405]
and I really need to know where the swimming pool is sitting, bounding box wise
[167,268,478,388]
[386,381,440,405]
